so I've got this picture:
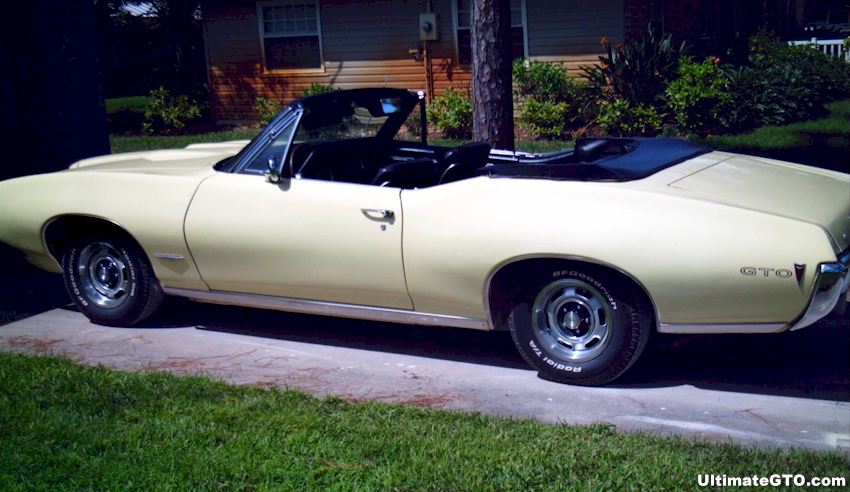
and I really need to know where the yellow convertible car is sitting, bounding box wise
[1,88,848,385]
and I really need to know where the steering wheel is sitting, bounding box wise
[288,143,316,178]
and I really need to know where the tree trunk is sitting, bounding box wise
[471,0,514,150]
[0,0,109,180]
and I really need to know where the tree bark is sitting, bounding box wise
[0,0,109,180]
[471,0,514,150]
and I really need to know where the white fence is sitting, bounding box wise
[788,38,849,62]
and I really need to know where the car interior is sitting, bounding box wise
[242,88,712,188]
[286,137,493,189]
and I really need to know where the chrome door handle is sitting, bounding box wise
[361,208,394,219]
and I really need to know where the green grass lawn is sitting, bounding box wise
[105,96,152,115]
[0,353,847,491]
[110,130,260,154]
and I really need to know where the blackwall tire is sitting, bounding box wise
[62,235,164,327]
[508,267,651,386]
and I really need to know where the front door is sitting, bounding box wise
[184,173,412,310]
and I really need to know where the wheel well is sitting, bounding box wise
[487,258,657,332]
[43,216,136,264]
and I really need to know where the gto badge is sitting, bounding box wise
[740,266,795,278]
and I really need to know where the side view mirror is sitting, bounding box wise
[266,156,282,184]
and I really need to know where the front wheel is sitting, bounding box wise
[508,268,651,386]
[62,235,164,326]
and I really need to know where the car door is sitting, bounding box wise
[183,172,412,310]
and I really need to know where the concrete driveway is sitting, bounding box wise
[1,251,848,454]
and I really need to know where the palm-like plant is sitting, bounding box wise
[583,27,686,107]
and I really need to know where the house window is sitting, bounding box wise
[455,0,526,65]
[258,1,323,70]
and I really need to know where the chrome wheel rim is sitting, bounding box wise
[531,279,613,362]
[76,242,131,309]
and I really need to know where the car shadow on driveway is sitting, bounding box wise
[152,297,531,371]
[3,248,847,404]
[615,310,849,402]
[152,296,850,403]
[0,245,70,326]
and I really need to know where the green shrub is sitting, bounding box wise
[518,99,573,139]
[723,64,824,132]
[665,56,732,136]
[428,87,472,140]
[597,99,665,136]
[749,29,850,102]
[583,26,685,107]
[678,29,848,134]
[514,60,580,104]
[142,87,202,135]
[715,32,833,132]
[254,97,283,126]
[513,60,592,139]
[302,83,339,97]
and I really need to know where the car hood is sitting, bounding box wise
[670,153,850,252]
[68,141,251,176]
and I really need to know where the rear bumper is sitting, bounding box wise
[789,249,850,331]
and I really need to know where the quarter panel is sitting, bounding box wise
[401,177,836,325]
[0,171,208,289]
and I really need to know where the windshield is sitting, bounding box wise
[293,97,403,144]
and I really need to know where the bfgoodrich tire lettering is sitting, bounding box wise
[508,267,651,386]
[62,235,164,327]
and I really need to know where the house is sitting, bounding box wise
[200,0,843,124]
[203,0,636,123]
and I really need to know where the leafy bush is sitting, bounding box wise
[302,83,339,97]
[428,87,472,140]
[254,97,283,126]
[749,29,850,102]
[723,64,824,132]
[583,27,685,107]
[597,99,665,136]
[513,60,592,138]
[514,60,582,104]
[665,56,732,136]
[709,29,843,133]
[142,87,202,135]
[517,99,573,139]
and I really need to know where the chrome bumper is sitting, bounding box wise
[789,249,850,331]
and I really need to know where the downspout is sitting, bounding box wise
[424,0,435,104]
[419,90,428,145]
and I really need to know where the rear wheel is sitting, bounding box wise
[62,235,163,326]
[508,267,651,386]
